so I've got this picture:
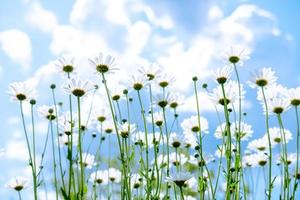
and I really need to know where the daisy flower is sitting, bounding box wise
[252,152,269,167]
[269,127,293,145]
[153,93,172,108]
[248,67,277,88]
[64,77,94,97]
[130,74,148,91]
[107,168,122,183]
[169,92,184,109]
[6,176,30,191]
[147,111,164,126]
[285,87,300,106]
[224,46,250,66]
[247,136,270,152]
[181,115,209,135]
[81,153,95,169]
[118,122,136,138]
[276,153,297,166]
[156,73,175,88]
[138,63,161,81]
[213,65,233,84]
[267,97,290,115]
[8,81,37,102]
[169,132,183,148]
[210,81,244,106]
[54,56,75,75]
[89,52,118,74]
[183,134,198,149]
[165,171,192,187]
[90,170,109,185]
[170,152,188,167]
[131,173,144,189]
[231,121,253,141]
[38,105,58,121]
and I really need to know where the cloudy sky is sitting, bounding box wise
[0,0,299,199]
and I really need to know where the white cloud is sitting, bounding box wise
[0,29,32,70]
[178,92,215,113]
[50,25,109,57]
[208,5,223,20]
[5,139,28,161]
[126,21,151,56]
[70,0,96,25]
[104,0,131,26]
[0,64,3,77]
[26,2,58,34]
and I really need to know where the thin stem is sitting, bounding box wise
[18,191,22,200]
[51,88,66,191]
[19,101,37,200]
[261,86,273,200]
[292,106,299,199]
[77,97,85,199]
[50,120,59,200]
[220,83,232,200]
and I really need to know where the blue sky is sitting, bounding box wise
[0,0,300,199]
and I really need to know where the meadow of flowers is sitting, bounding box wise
[5,49,300,200]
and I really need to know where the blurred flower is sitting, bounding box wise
[118,122,136,138]
[147,111,164,126]
[165,171,192,187]
[210,81,244,106]
[90,170,108,185]
[269,127,292,145]
[131,173,144,189]
[267,97,290,115]
[169,132,183,148]
[54,56,75,75]
[64,77,94,97]
[138,63,161,81]
[213,65,233,84]
[6,176,29,191]
[81,153,95,169]
[89,52,117,74]
[156,73,175,88]
[247,136,270,152]
[285,87,300,106]
[107,168,122,183]
[170,152,188,167]
[248,67,277,88]
[224,46,250,66]
[181,115,209,134]
[8,81,37,102]
[130,74,147,91]
[38,105,58,121]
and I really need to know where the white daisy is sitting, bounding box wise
[213,65,233,84]
[131,173,144,189]
[165,171,192,187]
[81,153,95,169]
[6,176,30,191]
[147,111,164,126]
[156,73,175,88]
[269,127,293,145]
[285,87,300,106]
[89,170,109,185]
[64,77,94,97]
[210,80,244,106]
[107,168,122,183]
[248,67,277,88]
[138,63,162,81]
[170,152,188,167]
[38,105,58,121]
[130,74,148,91]
[181,115,209,135]
[118,122,136,138]
[267,97,290,115]
[169,132,183,148]
[247,136,270,152]
[224,46,250,66]
[54,56,75,75]
[8,81,37,102]
[89,52,118,74]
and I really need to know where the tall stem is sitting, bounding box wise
[50,120,59,200]
[261,86,272,200]
[77,97,85,199]
[19,101,37,200]
[292,106,300,199]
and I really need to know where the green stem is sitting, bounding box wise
[19,101,37,200]
[77,97,85,199]
[220,83,232,200]
[51,88,66,191]
[292,106,299,199]
[50,120,59,200]
[261,86,272,200]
